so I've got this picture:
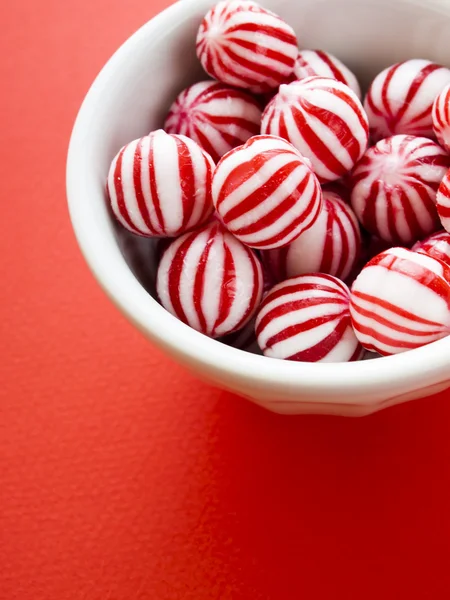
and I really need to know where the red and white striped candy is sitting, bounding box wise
[261,76,369,183]
[350,247,450,355]
[412,231,450,266]
[156,221,263,338]
[264,188,361,282]
[291,50,361,99]
[107,130,215,237]
[212,135,323,250]
[350,135,450,244]
[196,0,298,93]
[364,59,450,143]
[164,81,262,163]
[432,83,450,153]
[437,168,450,233]
[255,274,362,362]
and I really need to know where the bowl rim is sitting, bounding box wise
[66,0,450,402]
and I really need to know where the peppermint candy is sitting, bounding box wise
[107,130,215,237]
[412,230,450,267]
[156,221,263,338]
[164,81,262,163]
[350,247,450,355]
[291,49,361,98]
[364,59,450,142]
[255,274,362,362]
[350,135,450,244]
[212,135,323,249]
[196,0,298,93]
[261,76,369,182]
[264,187,361,282]
[432,83,450,152]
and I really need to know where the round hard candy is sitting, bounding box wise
[164,81,262,163]
[350,135,450,244]
[364,59,450,143]
[261,76,369,183]
[212,135,323,250]
[156,221,263,338]
[290,49,361,98]
[350,247,450,355]
[264,187,361,282]
[196,0,298,93]
[437,168,450,234]
[432,83,450,153]
[412,230,450,266]
[107,130,215,237]
[255,274,362,362]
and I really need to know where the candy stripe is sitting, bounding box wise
[261,76,369,183]
[433,83,450,152]
[106,131,215,237]
[255,274,361,362]
[437,168,450,233]
[214,244,236,330]
[349,247,450,355]
[364,59,450,142]
[111,147,140,233]
[157,221,263,338]
[167,230,200,327]
[148,136,166,234]
[192,228,216,333]
[212,135,323,250]
[413,230,450,266]
[351,135,449,244]
[290,50,361,99]
[165,81,262,163]
[264,188,361,283]
[196,0,298,93]
[174,136,196,230]
[132,138,153,232]
[233,246,263,331]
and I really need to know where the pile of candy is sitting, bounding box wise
[107,0,450,362]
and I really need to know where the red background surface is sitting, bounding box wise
[2,1,450,598]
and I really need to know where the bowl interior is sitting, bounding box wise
[67,0,450,397]
[117,0,450,337]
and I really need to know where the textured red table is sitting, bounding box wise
[2,1,450,598]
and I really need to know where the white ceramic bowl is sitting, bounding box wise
[67,0,450,416]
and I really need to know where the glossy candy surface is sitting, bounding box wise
[264,187,361,282]
[350,135,450,245]
[212,135,323,249]
[196,0,298,93]
[436,168,450,234]
[156,220,264,338]
[107,130,215,237]
[412,230,450,267]
[432,83,450,153]
[256,274,362,362]
[350,247,450,355]
[364,59,450,142]
[261,76,369,182]
[164,81,262,163]
[291,49,361,98]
